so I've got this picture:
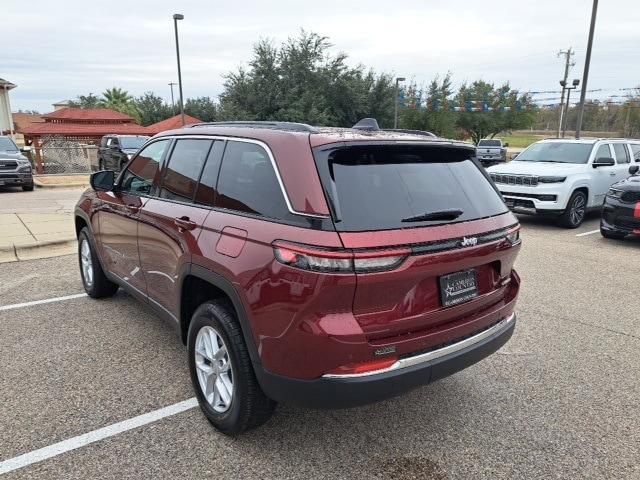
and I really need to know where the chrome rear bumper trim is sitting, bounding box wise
[322,312,516,379]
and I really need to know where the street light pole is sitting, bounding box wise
[562,79,580,138]
[168,82,177,115]
[394,77,405,129]
[173,14,185,126]
[575,0,598,139]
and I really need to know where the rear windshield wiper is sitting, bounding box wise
[401,209,463,223]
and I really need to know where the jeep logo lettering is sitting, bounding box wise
[461,236,478,247]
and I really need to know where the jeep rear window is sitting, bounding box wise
[315,144,508,232]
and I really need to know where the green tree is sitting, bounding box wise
[454,81,535,144]
[184,96,218,122]
[98,87,141,123]
[134,92,173,126]
[398,74,458,137]
[69,93,101,109]
[219,31,395,127]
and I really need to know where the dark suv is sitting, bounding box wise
[75,120,522,435]
[0,136,34,191]
[97,135,149,171]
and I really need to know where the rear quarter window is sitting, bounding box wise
[216,140,302,224]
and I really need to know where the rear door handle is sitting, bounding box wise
[610,172,616,176]
[174,216,197,231]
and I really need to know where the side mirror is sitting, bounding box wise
[503,143,509,148]
[629,165,639,175]
[593,157,615,168]
[511,153,519,160]
[90,170,116,191]
[20,146,32,153]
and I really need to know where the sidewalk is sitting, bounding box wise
[0,213,76,262]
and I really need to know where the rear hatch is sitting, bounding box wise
[313,142,520,346]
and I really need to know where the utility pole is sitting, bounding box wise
[173,13,185,126]
[575,0,598,139]
[394,77,405,129]
[557,48,574,138]
[168,82,177,115]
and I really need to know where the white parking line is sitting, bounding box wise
[0,293,87,312]
[0,398,198,475]
[575,229,600,237]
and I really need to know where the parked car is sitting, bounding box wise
[0,135,34,191]
[98,135,150,172]
[75,120,522,434]
[488,138,639,228]
[600,164,640,239]
[476,138,508,165]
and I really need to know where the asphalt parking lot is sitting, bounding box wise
[1,214,639,479]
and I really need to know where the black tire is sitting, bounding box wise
[188,300,276,435]
[558,190,587,228]
[22,182,34,191]
[78,227,118,298]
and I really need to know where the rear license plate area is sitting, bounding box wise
[439,269,478,307]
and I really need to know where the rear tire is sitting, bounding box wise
[558,191,587,228]
[78,227,118,298]
[188,300,276,435]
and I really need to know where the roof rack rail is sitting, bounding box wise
[188,121,318,133]
[384,128,437,138]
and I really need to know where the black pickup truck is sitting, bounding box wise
[97,135,149,171]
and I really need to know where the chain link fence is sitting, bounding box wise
[38,136,98,174]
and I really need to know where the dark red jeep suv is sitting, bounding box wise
[75,120,521,434]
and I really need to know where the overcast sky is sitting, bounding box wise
[2,0,638,113]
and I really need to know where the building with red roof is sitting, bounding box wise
[21,107,151,172]
[146,114,202,135]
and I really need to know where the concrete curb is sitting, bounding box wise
[0,237,77,263]
[33,180,89,189]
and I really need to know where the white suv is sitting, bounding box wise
[487,138,640,228]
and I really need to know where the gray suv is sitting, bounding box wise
[0,136,34,191]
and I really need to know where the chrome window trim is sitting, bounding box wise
[322,312,516,379]
[149,134,329,219]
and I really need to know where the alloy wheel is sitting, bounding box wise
[195,326,234,413]
[570,195,586,226]
[80,238,94,287]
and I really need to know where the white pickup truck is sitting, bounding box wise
[487,138,640,228]
[476,139,508,165]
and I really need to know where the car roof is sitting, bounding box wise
[154,122,472,150]
[538,138,639,144]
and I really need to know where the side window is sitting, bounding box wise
[120,140,170,195]
[216,141,290,220]
[594,144,611,160]
[612,143,630,164]
[630,144,640,162]
[194,141,225,206]
[159,139,212,202]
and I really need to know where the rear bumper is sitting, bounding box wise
[255,313,516,409]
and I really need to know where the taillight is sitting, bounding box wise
[273,241,409,273]
[273,242,352,273]
[506,225,521,246]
